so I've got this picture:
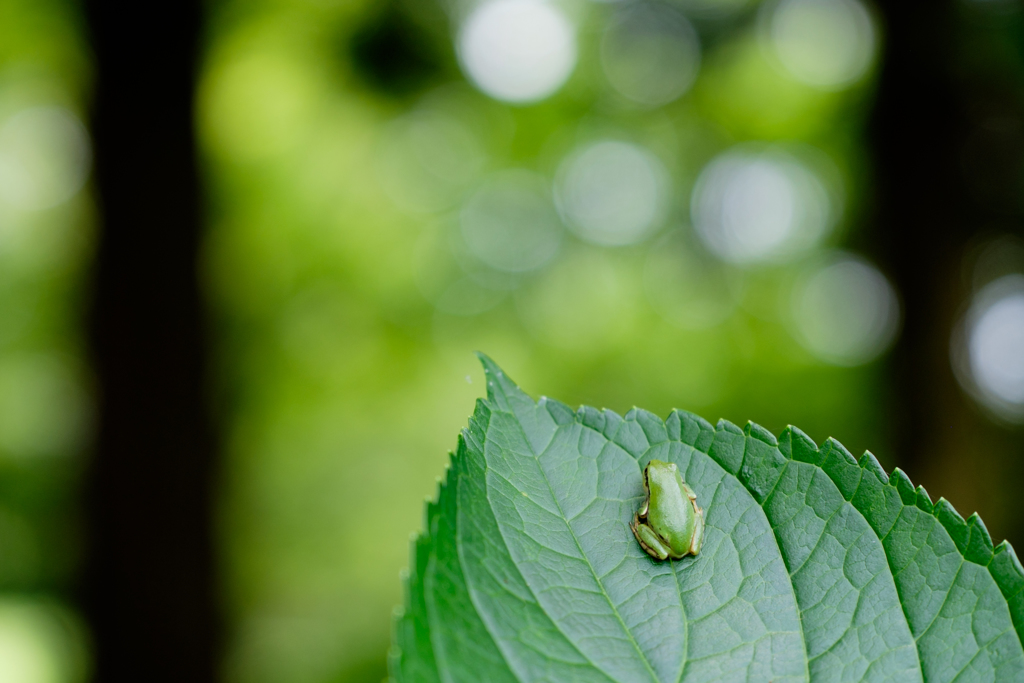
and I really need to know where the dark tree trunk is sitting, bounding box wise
[869,0,1024,545]
[868,1,966,481]
[82,1,219,680]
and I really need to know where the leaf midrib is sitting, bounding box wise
[471,464,613,680]
[460,407,616,683]
[496,407,663,683]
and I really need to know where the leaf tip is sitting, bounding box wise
[541,396,576,425]
[578,405,606,432]
[474,353,532,410]
[858,451,887,484]
[823,437,857,465]
[708,419,745,474]
[744,421,778,447]
[717,418,744,435]
[966,512,995,564]
[475,351,502,395]
[670,409,715,450]
[934,497,970,552]
[915,485,934,512]
[783,425,821,464]
[993,541,1024,584]
[890,468,916,505]
[819,438,861,500]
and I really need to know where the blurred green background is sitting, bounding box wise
[199,0,884,679]
[3,0,1024,681]
[0,0,93,681]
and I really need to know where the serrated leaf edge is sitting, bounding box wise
[670,411,1024,657]
[391,364,1024,681]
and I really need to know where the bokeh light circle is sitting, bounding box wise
[791,254,899,366]
[0,600,88,683]
[460,170,563,272]
[457,0,577,104]
[600,4,701,107]
[953,275,1024,423]
[0,106,90,212]
[691,146,833,265]
[766,0,876,90]
[555,140,667,246]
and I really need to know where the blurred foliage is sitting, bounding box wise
[0,0,93,680]
[0,0,1019,681]
[198,0,903,681]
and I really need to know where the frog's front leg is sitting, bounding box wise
[632,517,671,561]
[682,482,698,502]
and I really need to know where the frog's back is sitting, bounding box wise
[646,461,697,558]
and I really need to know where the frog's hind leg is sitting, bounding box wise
[633,521,671,561]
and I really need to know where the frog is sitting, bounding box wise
[630,459,704,560]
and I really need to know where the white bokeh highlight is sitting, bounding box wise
[691,146,834,265]
[0,600,85,683]
[0,106,90,212]
[555,140,667,246]
[601,4,701,107]
[791,254,899,365]
[954,275,1024,423]
[457,0,577,104]
[460,170,562,272]
[766,0,876,90]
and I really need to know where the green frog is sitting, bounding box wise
[631,459,704,560]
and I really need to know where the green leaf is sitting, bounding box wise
[391,356,1024,682]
